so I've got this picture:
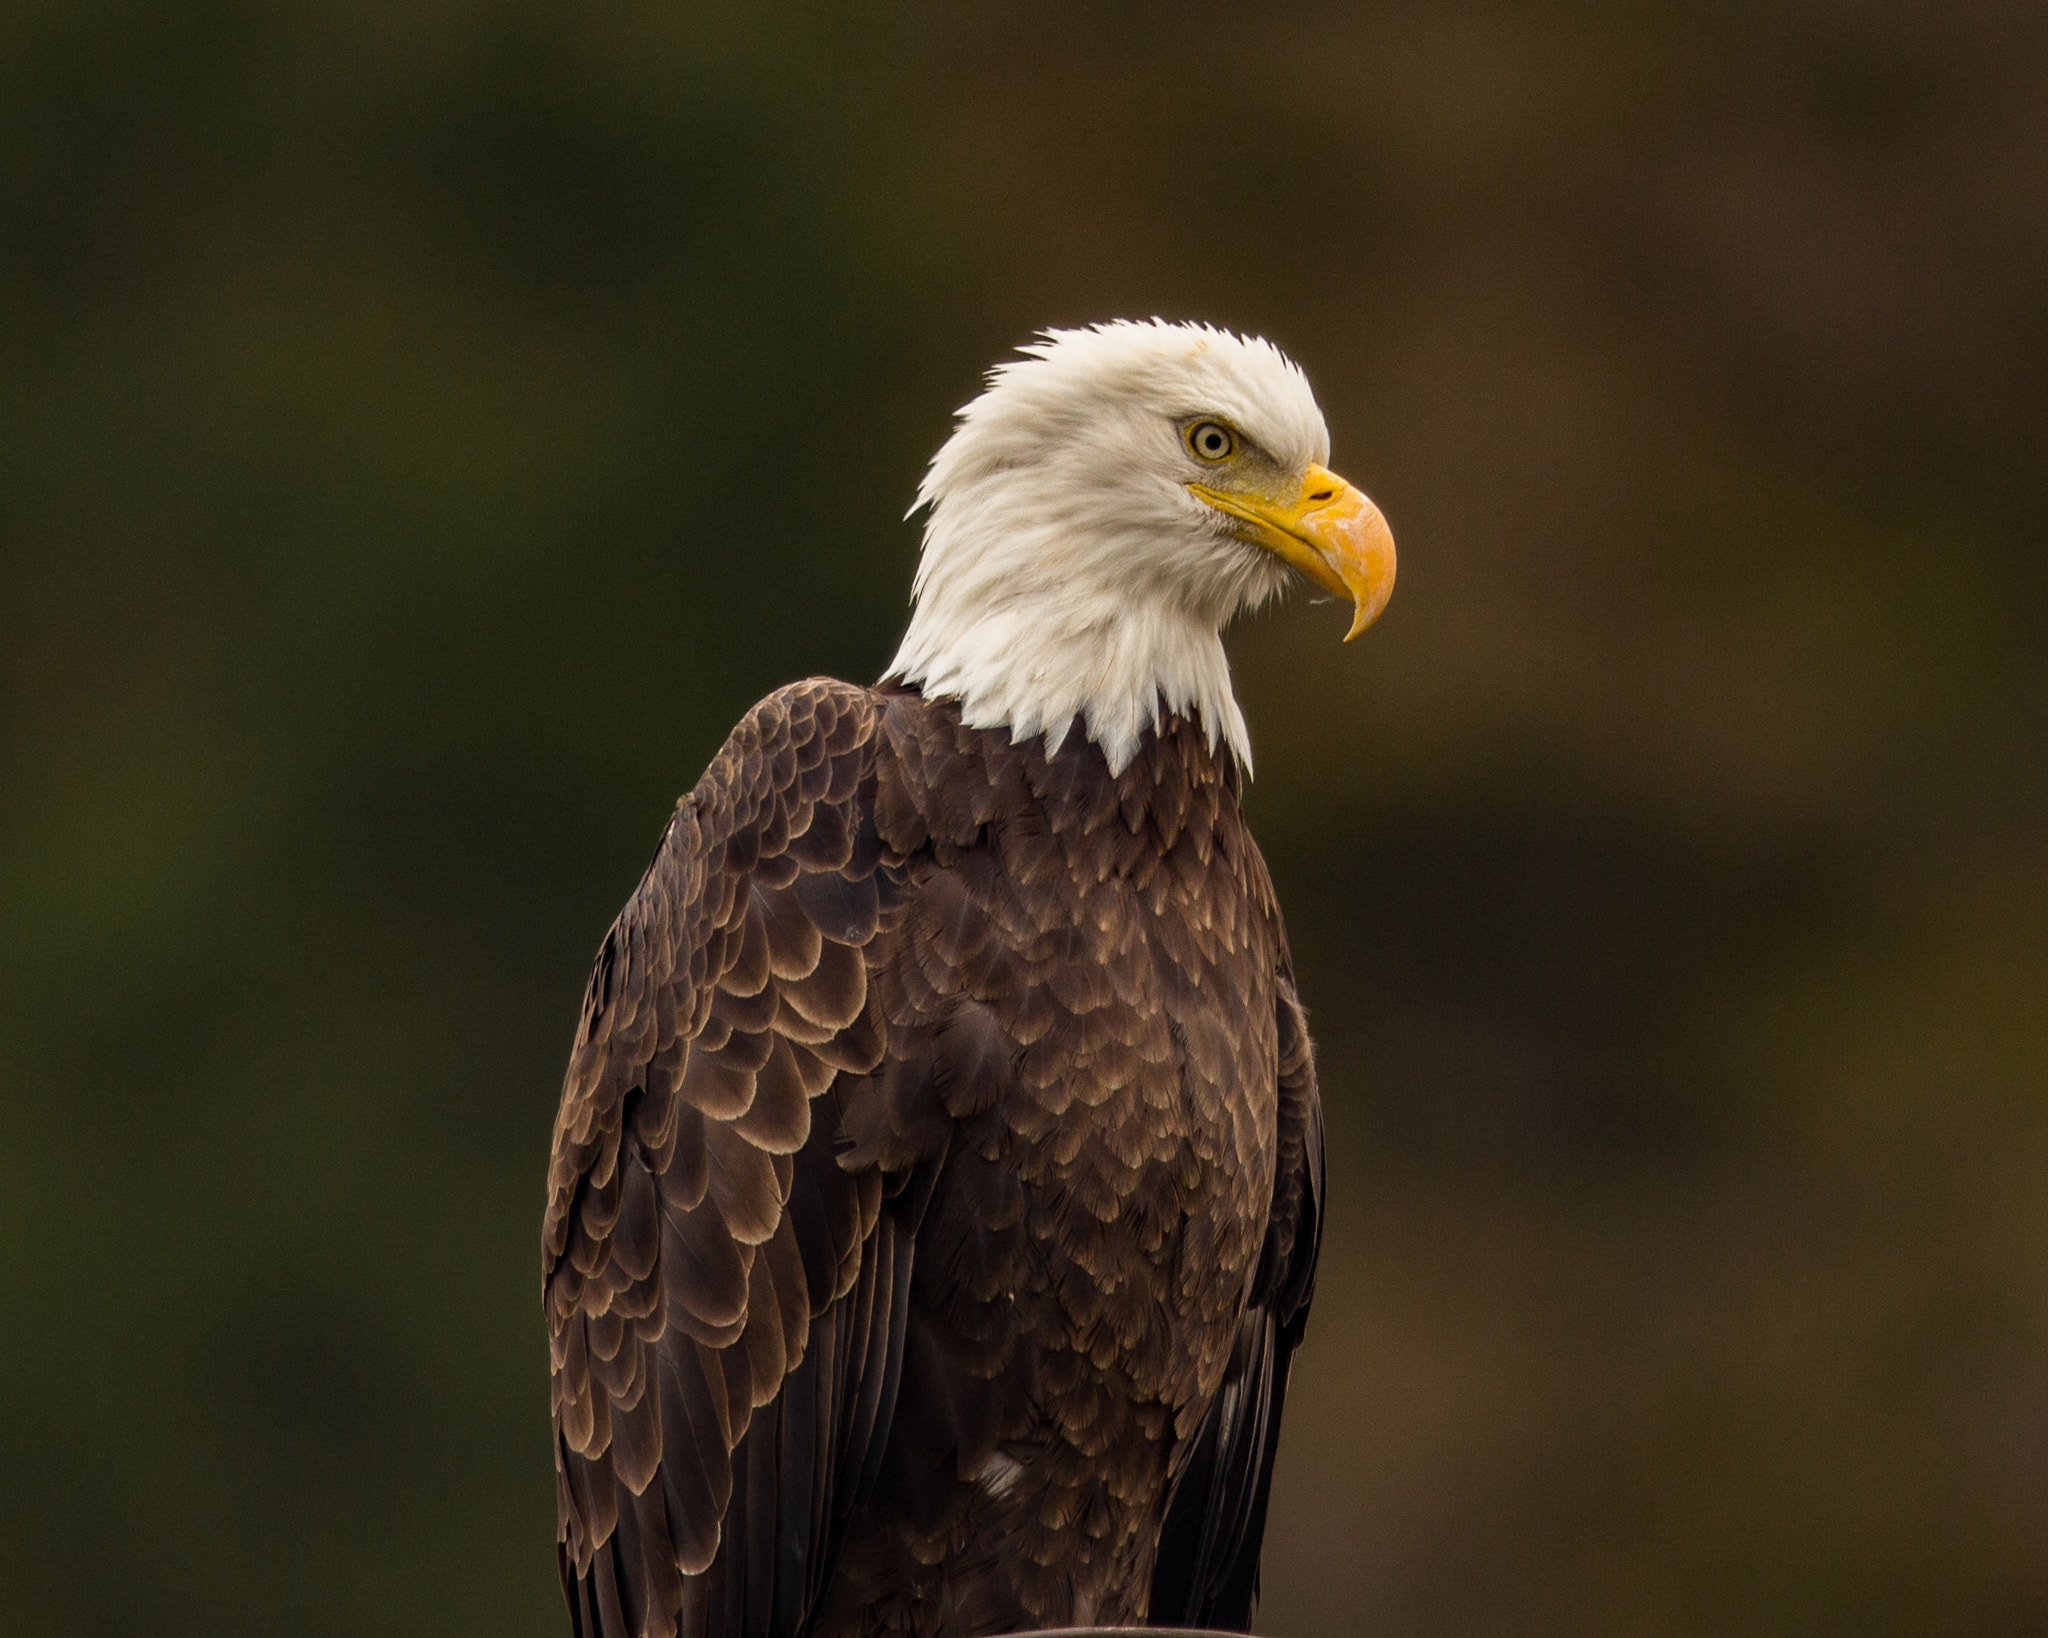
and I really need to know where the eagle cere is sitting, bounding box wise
[543,320,1397,1638]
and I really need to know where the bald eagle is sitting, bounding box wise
[544,321,1396,1638]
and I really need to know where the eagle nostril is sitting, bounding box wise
[1307,490,1333,502]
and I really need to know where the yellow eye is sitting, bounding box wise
[1186,421,1236,462]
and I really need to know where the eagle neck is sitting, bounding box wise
[883,602,1252,779]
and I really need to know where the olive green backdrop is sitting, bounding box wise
[3,3,2044,1634]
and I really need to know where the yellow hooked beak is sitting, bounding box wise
[1188,463,1397,640]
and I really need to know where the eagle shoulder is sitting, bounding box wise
[544,677,906,1638]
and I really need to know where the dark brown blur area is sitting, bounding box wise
[2,2,2043,1634]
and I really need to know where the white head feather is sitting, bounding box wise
[884,320,1332,775]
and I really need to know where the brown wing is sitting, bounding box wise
[544,679,912,1638]
[1147,964,1325,1630]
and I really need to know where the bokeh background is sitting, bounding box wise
[4,2,2045,1634]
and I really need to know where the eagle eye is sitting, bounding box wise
[1186,421,1236,463]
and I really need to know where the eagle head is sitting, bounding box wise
[885,320,1396,774]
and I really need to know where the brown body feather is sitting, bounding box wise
[545,680,1322,1638]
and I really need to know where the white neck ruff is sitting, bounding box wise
[885,591,1250,777]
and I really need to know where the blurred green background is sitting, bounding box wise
[3,2,2045,1634]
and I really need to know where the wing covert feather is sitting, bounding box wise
[1147,967,1325,1631]
[546,680,912,1638]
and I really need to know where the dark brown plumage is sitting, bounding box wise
[544,679,1323,1638]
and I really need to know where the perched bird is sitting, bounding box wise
[544,320,1397,1638]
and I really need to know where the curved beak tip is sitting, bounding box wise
[1340,548,1396,641]
[1322,488,1396,643]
